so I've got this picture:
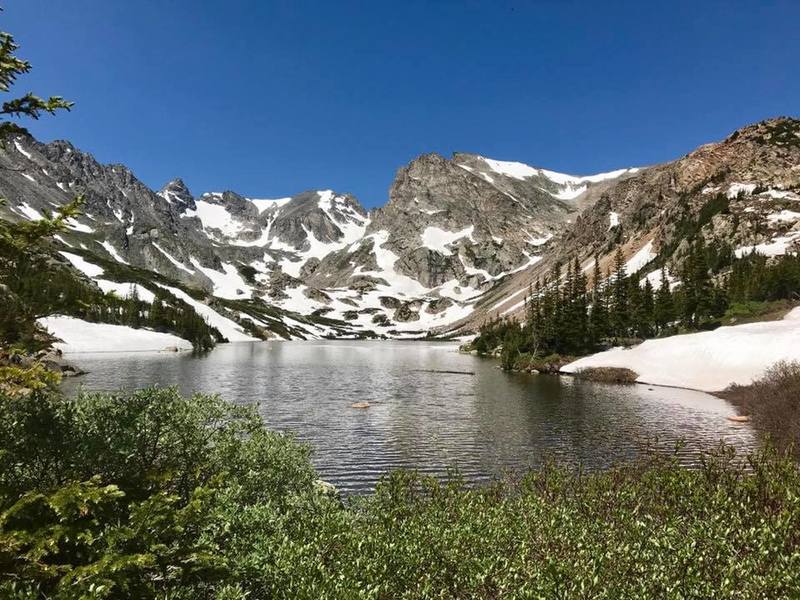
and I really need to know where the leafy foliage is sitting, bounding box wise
[0,386,318,598]
[2,384,800,597]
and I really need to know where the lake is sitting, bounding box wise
[63,340,756,494]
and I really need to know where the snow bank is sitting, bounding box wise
[624,240,656,275]
[155,284,258,342]
[59,251,104,277]
[38,316,192,353]
[563,308,800,392]
[421,226,474,256]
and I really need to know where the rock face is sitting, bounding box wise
[472,117,800,330]
[3,117,797,338]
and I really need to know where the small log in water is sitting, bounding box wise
[411,369,475,375]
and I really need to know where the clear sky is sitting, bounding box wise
[5,1,799,207]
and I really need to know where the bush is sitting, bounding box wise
[720,361,800,459]
[0,386,320,598]
[575,366,639,384]
[3,384,800,597]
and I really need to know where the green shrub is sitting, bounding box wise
[0,387,319,598]
[2,385,800,598]
[720,361,800,459]
[575,366,639,384]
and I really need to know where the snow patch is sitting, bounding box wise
[16,202,44,221]
[420,226,474,256]
[155,284,258,342]
[766,210,800,223]
[38,316,192,353]
[14,140,33,160]
[59,251,104,277]
[727,183,757,199]
[563,308,800,391]
[249,197,292,213]
[96,280,155,303]
[640,267,678,290]
[184,201,244,238]
[152,243,194,274]
[526,233,552,246]
[735,232,800,258]
[53,234,73,248]
[65,218,94,234]
[189,258,252,299]
[624,241,656,275]
[97,241,128,265]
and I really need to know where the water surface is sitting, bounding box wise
[64,340,755,494]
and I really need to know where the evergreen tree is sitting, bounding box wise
[610,247,629,337]
[589,257,609,344]
[654,268,675,334]
[0,27,74,348]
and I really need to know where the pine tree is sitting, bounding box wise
[610,247,629,337]
[638,278,655,338]
[654,268,675,334]
[573,256,588,352]
[0,26,75,347]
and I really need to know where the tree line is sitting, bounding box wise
[473,238,800,368]
[2,249,224,351]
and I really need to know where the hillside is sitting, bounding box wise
[467,117,800,330]
[1,117,798,345]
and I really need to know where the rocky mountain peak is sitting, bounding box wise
[6,118,794,340]
[159,178,196,211]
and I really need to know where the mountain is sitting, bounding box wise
[2,117,797,342]
[469,117,800,329]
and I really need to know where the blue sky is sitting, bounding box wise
[5,1,799,207]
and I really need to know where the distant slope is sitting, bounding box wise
[460,117,800,332]
[4,118,796,340]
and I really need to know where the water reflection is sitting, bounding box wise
[64,340,755,494]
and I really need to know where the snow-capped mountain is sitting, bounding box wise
[3,117,797,341]
[0,135,636,338]
[468,117,800,330]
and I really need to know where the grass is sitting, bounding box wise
[720,299,800,325]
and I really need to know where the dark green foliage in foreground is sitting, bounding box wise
[0,385,318,598]
[2,383,800,598]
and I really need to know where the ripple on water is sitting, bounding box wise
[64,340,757,495]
